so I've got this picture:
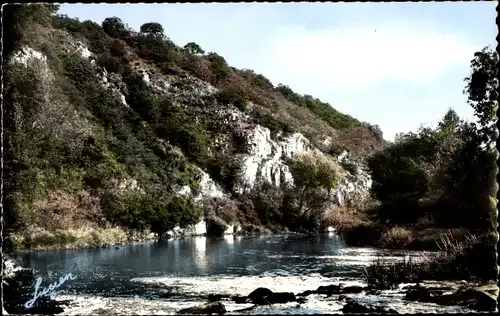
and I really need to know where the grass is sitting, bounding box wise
[363,230,497,289]
[363,256,419,289]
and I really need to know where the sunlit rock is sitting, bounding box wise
[11,46,47,67]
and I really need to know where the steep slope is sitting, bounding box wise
[4,6,385,249]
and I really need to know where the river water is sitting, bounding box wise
[13,233,473,314]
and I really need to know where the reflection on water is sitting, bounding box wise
[15,235,348,298]
[12,234,461,315]
[193,237,207,271]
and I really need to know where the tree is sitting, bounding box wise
[140,22,164,38]
[102,16,130,39]
[184,42,205,55]
[290,151,339,226]
[463,46,498,146]
[437,108,462,136]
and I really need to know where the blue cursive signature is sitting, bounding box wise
[24,273,77,309]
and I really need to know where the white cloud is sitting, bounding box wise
[260,22,477,91]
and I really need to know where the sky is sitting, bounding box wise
[59,2,497,141]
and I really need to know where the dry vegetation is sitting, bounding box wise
[322,206,372,233]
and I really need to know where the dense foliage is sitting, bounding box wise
[367,47,497,232]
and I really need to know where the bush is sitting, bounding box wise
[364,231,497,289]
[328,143,346,157]
[108,38,128,58]
[342,224,383,246]
[206,217,228,237]
[341,161,358,174]
[378,226,413,249]
[97,53,124,73]
[206,155,240,191]
[149,195,202,238]
[215,86,249,111]
[207,52,229,83]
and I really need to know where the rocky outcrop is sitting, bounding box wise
[235,125,310,193]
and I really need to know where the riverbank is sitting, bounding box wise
[323,206,497,251]
[8,226,157,253]
[8,223,283,254]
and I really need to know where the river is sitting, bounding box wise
[12,233,474,314]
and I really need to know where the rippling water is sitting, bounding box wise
[13,233,472,314]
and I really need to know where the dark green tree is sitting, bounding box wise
[463,46,498,145]
[140,22,165,38]
[184,42,205,55]
[102,16,130,39]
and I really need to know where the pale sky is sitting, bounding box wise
[59,2,497,141]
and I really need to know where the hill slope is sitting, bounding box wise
[3,5,386,250]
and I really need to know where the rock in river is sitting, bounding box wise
[342,300,398,314]
[247,287,297,305]
[177,301,226,314]
[404,283,498,312]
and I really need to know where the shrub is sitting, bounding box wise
[378,226,413,249]
[149,195,202,238]
[207,52,229,83]
[206,155,241,191]
[108,38,128,58]
[340,161,358,175]
[342,224,383,246]
[328,143,346,157]
[321,206,371,233]
[97,53,124,73]
[206,217,228,237]
[215,86,249,111]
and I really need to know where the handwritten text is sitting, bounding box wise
[24,273,77,309]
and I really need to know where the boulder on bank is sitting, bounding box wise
[177,301,226,314]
